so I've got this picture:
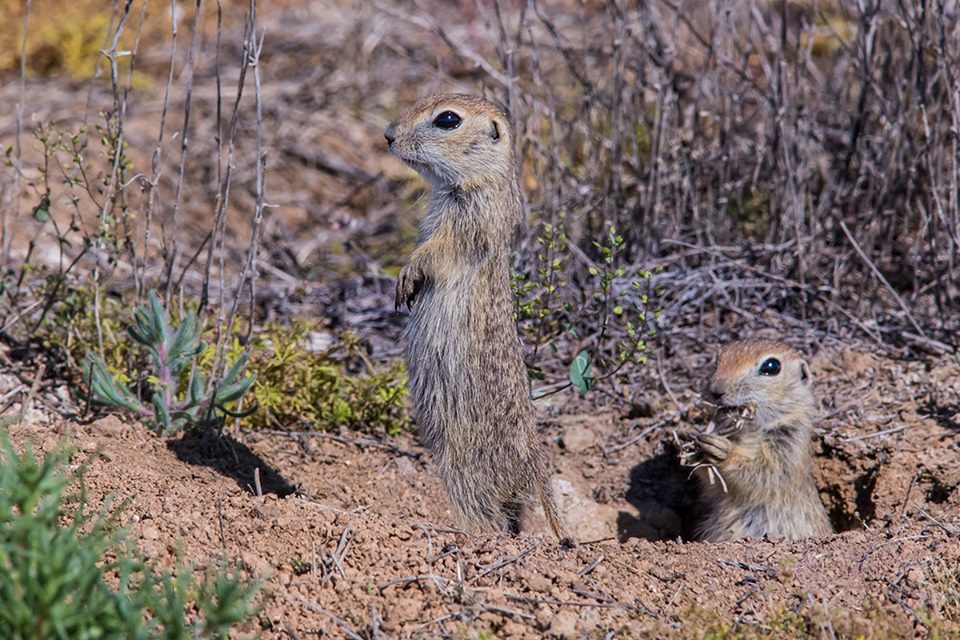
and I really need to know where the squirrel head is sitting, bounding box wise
[384,94,516,191]
[703,339,815,428]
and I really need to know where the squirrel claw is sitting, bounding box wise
[395,265,422,311]
[695,433,732,463]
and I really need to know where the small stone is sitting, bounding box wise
[560,424,597,454]
[550,477,619,541]
[240,551,270,575]
[21,406,49,425]
[251,503,278,520]
[535,605,553,629]
[906,567,924,587]
[501,621,528,637]
[306,331,335,352]
[393,597,421,623]
[549,610,579,639]
[88,415,126,436]
[140,523,161,540]
[0,373,18,392]
[579,607,601,630]
[395,457,415,475]
[525,572,552,593]
[140,540,163,559]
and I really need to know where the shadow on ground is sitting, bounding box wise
[167,426,298,497]
[618,444,701,542]
[920,400,960,431]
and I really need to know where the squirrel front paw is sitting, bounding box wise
[395,263,424,311]
[695,433,733,463]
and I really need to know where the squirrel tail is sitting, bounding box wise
[539,482,574,547]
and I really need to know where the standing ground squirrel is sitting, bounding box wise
[384,94,566,541]
[689,339,833,541]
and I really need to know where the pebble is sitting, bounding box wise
[535,604,553,629]
[560,424,597,453]
[140,523,161,540]
[548,611,579,639]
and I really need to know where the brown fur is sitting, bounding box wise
[694,339,833,541]
[385,94,566,541]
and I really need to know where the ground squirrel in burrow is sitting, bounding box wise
[688,339,833,541]
[384,94,567,541]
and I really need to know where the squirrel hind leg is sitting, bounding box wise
[503,500,523,535]
[449,485,515,535]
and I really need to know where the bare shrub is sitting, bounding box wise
[0,0,269,410]
[376,0,958,357]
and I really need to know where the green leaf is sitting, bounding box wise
[167,311,200,364]
[189,374,205,405]
[148,291,170,341]
[216,375,256,404]
[569,350,593,398]
[83,352,142,412]
[223,352,248,381]
[32,195,51,222]
[152,392,171,432]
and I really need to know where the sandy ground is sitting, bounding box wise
[5,340,960,638]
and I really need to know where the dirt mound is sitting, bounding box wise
[6,341,960,638]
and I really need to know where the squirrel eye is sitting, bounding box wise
[758,358,781,376]
[433,111,462,130]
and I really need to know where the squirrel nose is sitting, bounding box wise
[384,123,397,145]
[702,384,725,405]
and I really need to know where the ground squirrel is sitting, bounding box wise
[688,339,833,541]
[384,94,566,541]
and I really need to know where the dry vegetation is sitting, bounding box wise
[1,0,956,370]
[0,0,958,637]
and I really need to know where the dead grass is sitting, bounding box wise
[0,0,255,79]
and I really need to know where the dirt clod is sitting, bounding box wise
[549,610,579,638]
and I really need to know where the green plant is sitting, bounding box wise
[35,279,130,376]
[0,117,138,364]
[513,212,571,383]
[84,291,256,435]
[515,220,660,398]
[290,555,312,577]
[576,224,660,393]
[234,322,411,435]
[0,435,260,639]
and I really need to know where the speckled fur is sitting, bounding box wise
[695,339,833,542]
[385,94,565,540]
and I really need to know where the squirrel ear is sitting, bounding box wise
[799,361,811,385]
[490,119,501,142]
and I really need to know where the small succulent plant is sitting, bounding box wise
[84,291,256,435]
